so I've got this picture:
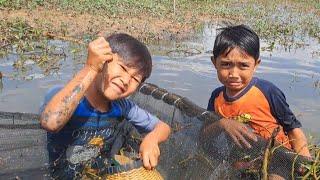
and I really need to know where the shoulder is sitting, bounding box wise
[112,98,138,116]
[210,86,224,99]
[113,98,136,110]
[254,78,285,98]
[207,86,224,111]
[254,78,289,112]
[254,78,288,107]
[113,98,159,132]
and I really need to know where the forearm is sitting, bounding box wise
[40,66,98,132]
[288,128,311,157]
[145,121,171,144]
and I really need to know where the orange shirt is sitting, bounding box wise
[207,77,302,149]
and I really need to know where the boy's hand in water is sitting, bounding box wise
[86,37,113,72]
[218,118,258,149]
[139,133,161,170]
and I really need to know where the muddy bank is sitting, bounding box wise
[0,7,201,42]
[1,0,319,48]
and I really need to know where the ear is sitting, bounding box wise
[254,58,261,70]
[210,56,217,69]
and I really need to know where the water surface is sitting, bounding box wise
[0,22,319,136]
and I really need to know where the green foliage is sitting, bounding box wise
[1,0,319,49]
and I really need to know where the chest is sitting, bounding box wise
[214,87,271,119]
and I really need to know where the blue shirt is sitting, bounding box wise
[40,86,159,163]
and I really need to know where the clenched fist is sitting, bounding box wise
[86,37,113,72]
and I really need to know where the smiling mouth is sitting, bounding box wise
[112,82,125,93]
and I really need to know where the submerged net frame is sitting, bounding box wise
[0,83,315,179]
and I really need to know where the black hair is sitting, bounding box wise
[213,24,260,61]
[105,33,152,82]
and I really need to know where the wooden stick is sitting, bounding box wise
[261,126,280,180]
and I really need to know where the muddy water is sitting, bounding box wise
[0,22,319,136]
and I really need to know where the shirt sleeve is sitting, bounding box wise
[39,85,63,114]
[116,98,160,133]
[268,87,302,132]
[256,80,302,132]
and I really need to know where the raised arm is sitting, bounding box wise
[40,37,113,132]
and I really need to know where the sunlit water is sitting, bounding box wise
[0,22,319,136]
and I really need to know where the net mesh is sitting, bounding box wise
[0,112,48,179]
[0,83,315,179]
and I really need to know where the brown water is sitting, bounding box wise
[0,22,319,136]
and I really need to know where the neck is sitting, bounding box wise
[226,78,255,97]
[85,79,110,112]
[226,88,243,97]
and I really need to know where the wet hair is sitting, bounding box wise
[105,33,152,82]
[213,24,260,61]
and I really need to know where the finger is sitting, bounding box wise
[93,37,109,47]
[91,37,105,46]
[112,53,119,61]
[142,153,151,170]
[237,133,252,149]
[101,54,113,63]
[240,126,258,142]
[99,37,109,45]
[149,154,158,168]
[97,47,112,56]
[155,146,160,157]
[96,42,110,49]
[96,36,107,43]
[231,134,243,149]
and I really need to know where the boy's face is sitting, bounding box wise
[98,54,143,100]
[212,48,260,96]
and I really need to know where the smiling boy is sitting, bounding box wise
[39,34,170,179]
[202,25,310,157]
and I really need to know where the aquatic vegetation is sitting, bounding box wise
[291,144,320,180]
[0,18,72,79]
[1,0,319,47]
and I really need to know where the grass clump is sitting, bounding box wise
[0,18,69,78]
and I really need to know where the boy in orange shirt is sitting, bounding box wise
[202,25,310,157]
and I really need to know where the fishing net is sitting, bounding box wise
[0,83,316,179]
[0,112,48,179]
[130,83,314,180]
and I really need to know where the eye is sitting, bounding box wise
[119,64,128,72]
[240,63,250,69]
[132,76,141,83]
[221,62,231,67]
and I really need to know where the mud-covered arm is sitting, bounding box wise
[39,67,98,132]
[288,128,311,157]
[39,37,112,132]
